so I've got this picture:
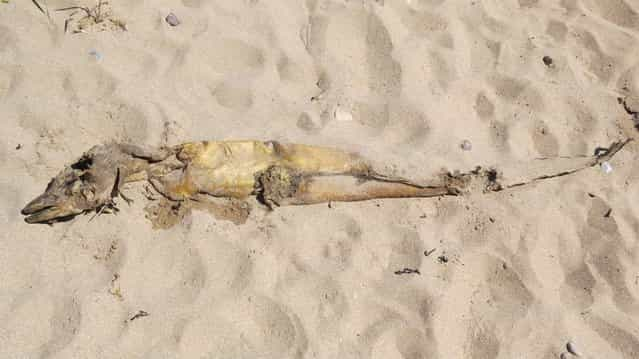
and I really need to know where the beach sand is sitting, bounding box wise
[1,0,639,358]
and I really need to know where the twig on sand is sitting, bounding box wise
[31,0,46,14]
[394,268,421,275]
[502,139,632,190]
[127,310,149,322]
[31,0,51,20]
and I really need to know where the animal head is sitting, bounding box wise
[22,145,128,224]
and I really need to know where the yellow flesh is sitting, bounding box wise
[170,141,370,199]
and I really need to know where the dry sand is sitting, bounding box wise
[1,0,639,358]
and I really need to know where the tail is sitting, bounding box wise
[279,174,457,205]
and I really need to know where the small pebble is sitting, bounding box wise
[600,161,613,174]
[566,341,581,357]
[543,55,553,67]
[89,49,102,61]
[460,139,472,151]
[165,13,180,27]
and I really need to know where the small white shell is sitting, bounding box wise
[600,161,613,174]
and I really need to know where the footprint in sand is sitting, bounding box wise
[518,0,539,7]
[475,92,496,121]
[199,38,265,74]
[491,77,523,99]
[61,66,118,104]
[249,296,309,356]
[182,0,204,8]
[343,302,436,359]
[296,112,324,133]
[531,119,560,157]
[560,262,596,309]
[467,321,500,359]
[0,65,20,100]
[276,270,349,341]
[461,255,534,357]
[351,100,430,147]
[584,314,639,358]
[179,295,308,358]
[178,314,255,357]
[371,326,435,359]
[294,214,362,273]
[276,55,306,84]
[546,20,568,43]
[582,197,639,314]
[571,29,617,84]
[191,237,255,295]
[2,291,87,356]
[0,25,18,62]
[171,37,264,108]
[617,62,639,95]
[486,257,535,319]
[316,278,349,327]
[95,101,150,144]
[580,0,639,31]
[388,2,449,39]
[490,75,544,111]
[0,27,23,107]
[363,11,402,100]
[130,240,207,306]
[305,4,401,103]
[564,101,598,154]
[559,0,581,17]
[212,81,253,111]
[387,228,424,272]
[39,297,82,358]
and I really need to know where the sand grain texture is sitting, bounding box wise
[1,0,639,358]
